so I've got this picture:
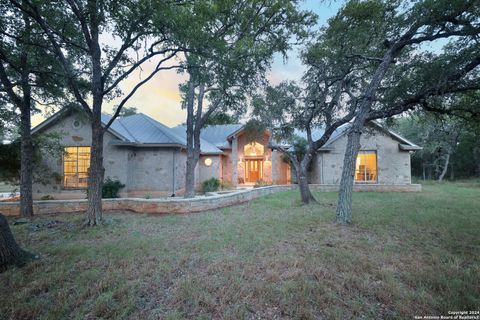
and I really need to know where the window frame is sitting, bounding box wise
[354,150,378,184]
[62,146,91,189]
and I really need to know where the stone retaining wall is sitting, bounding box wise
[0,184,421,217]
[0,185,295,217]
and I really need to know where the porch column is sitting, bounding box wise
[271,149,278,184]
[232,135,238,187]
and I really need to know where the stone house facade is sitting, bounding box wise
[31,109,420,199]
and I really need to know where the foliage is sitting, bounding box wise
[40,195,54,200]
[0,133,63,184]
[116,106,138,117]
[8,0,190,224]
[253,180,272,188]
[177,0,315,197]
[201,178,221,193]
[204,111,239,126]
[102,178,125,199]
[392,114,480,179]
[243,119,266,143]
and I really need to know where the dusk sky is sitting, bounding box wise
[32,0,344,128]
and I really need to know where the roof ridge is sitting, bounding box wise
[140,114,186,145]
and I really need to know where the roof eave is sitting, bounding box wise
[110,141,185,148]
[200,151,224,155]
[399,144,423,151]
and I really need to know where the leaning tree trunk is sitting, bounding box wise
[438,153,450,182]
[291,158,316,204]
[86,119,105,226]
[0,214,34,272]
[335,128,362,224]
[335,45,397,224]
[19,83,33,218]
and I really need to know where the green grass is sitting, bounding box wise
[1,183,479,319]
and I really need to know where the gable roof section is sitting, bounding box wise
[31,108,223,154]
[320,121,422,151]
[32,108,131,141]
[173,124,243,149]
[112,114,186,145]
[170,126,225,154]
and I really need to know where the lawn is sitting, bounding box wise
[1,183,479,319]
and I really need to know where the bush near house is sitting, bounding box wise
[254,179,272,188]
[201,178,221,193]
[102,178,125,198]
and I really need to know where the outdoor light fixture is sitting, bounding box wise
[204,158,213,166]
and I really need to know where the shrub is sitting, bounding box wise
[40,195,54,200]
[102,178,125,198]
[254,180,271,188]
[202,178,220,193]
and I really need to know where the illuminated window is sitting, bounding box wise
[244,142,264,157]
[355,151,377,183]
[64,146,90,188]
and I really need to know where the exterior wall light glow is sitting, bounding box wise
[204,158,213,166]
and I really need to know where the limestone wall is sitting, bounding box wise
[0,184,421,217]
[312,127,412,185]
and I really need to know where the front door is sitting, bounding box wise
[245,159,263,183]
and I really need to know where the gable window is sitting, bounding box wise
[244,142,264,157]
[355,151,377,183]
[64,146,90,188]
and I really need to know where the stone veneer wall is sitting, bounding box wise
[0,184,421,217]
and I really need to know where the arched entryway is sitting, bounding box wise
[244,142,265,183]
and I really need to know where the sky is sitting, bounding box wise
[31,0,344,128]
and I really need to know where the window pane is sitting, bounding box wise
[355,151,377,182]
[63,146,90,188]
[364,153,377,182]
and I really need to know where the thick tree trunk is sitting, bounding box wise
[0,214,34,272]
[19,104,33,218]
[185,149,198,198]
[335,128,362,224]
[86,120,104,226]
[297,171,316,204]
[335,46,398,224]
[184,79,197,198]
[19,58,33,218]
[86,21,105,226]
[438,153,450,182]
[291,157,316,204]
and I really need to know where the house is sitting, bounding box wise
[31,108,421,199]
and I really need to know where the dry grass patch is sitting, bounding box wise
[1,183,479,319]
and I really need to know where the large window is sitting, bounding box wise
[64,146,90,188]
[355,151,377,183]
